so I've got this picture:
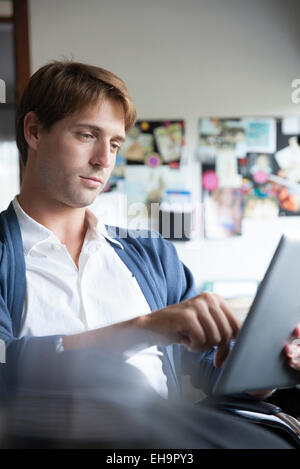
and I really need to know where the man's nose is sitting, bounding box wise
[90,141,111,168]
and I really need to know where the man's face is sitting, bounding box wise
[31,97,126,208]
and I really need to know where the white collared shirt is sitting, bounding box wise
[12,196,167,398]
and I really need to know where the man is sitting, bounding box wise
[0,61,296,447]
[1,60,243,396]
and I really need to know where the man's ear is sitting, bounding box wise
[23,111,43,152]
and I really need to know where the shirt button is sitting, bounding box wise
[87,244,99,254]
[52,243,61,250]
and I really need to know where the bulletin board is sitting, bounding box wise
[198,116,300,239]
[106,119,185,200]
[121,119,184,166]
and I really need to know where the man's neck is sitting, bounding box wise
[17,193,88,247]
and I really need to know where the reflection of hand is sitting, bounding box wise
[284,325,300,371]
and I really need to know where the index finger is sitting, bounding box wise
[214,294,242,338]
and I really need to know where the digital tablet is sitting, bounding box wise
[213,235,300,396]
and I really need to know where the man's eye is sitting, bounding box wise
[111,143,120,152]
[79,133,94,140]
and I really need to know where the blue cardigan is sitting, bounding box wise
[0,202,219,400]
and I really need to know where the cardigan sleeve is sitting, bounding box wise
[0,298,64,398]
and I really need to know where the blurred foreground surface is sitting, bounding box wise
[0,348,292,449]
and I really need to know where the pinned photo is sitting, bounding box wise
[244,118,276,154]
[203,188,243,240]
[154,123,183,163]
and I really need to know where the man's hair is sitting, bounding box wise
[15,60,137,165]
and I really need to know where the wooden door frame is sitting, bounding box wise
[0,1,31,97]
[13,0,31,100]
[0,0,30,183]
[11,0,30,181]
[0,16,12,23]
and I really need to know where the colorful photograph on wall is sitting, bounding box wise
[122,164,191,216]
[153,123,183,164]
[244,118,277,154]
[198,118,247,162]
[243,194,279,219]
[203,188,243,240]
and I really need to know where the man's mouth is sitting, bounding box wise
[79,176,104,187]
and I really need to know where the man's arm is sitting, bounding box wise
[63,291,241,367]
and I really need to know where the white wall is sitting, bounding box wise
[174,216,300,290]
[29,0,300,142]
[28,0,300,289]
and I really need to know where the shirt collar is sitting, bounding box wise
[84,208,124,249]
[12,196,123,255]
[12,196,54,256]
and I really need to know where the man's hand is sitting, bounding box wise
[284,324,300,370]
[140,292,242,368]
[63,292,242,368]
